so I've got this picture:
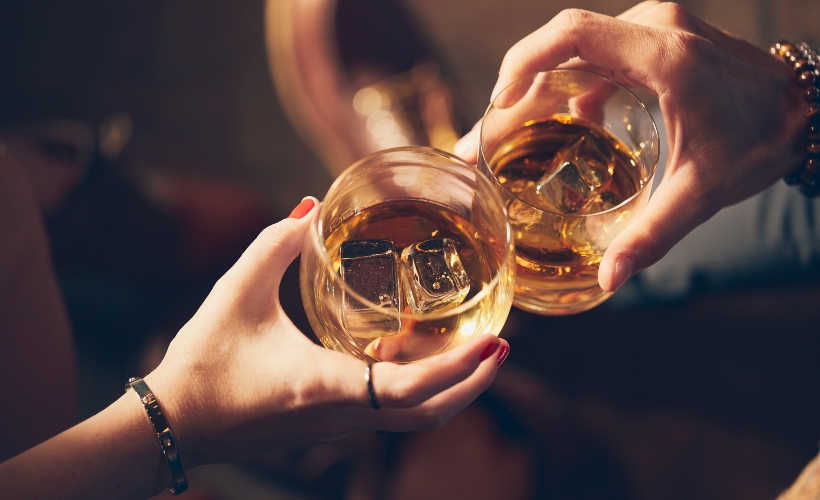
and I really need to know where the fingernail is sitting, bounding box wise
[496,344,509,367]
[479,339,500,362]
[288,198,315,219]
[610,255,635,291]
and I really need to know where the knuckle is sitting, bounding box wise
[258,222,288,245]
[209,271,243,303]
[500,41,528,73]
[639,223,673,265]
[665,30,705,60]
[654,2,693,29]
[451,355,475,380]
[658,30,712,77]
[382,381,423,409]
[413,409,447,431]
[555,8,593,33]
[211,274,230,295]
[254,222,295,258]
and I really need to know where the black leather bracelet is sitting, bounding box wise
[126,377,188,495]
[771,40,820,197]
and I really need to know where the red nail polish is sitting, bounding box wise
[288,198,315,219]
[496,345,509,367]
[479,340,500,362]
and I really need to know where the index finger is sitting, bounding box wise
[492,9,671,100]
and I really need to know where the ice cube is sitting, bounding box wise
[400,238,470,314]
[563,134,613,187]
[517,135,614,214]
[340,239,401,337]
[585,189,623,214]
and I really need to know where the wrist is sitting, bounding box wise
[768,51,810,178]
[771,40,820,195]
[116,390,175,494]
[142,369,204,470]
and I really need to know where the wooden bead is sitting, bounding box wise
[776,41,820,195]
[808,123,820,141]
[799,71,818,87]
[795,59,815,73]
[778,42,795,57]
[806,156,820,173]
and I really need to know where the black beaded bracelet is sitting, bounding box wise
[770,40,820,197]
[126,377,188,495]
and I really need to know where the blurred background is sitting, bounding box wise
[2,0,820,498]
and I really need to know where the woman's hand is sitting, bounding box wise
[0,196,507,500]
[147,198,508,468]
[455,1,808,291]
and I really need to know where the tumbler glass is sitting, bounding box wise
[478,70,659,315]
[301,147,515,362]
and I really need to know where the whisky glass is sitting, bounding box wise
[301,147,515,363]
[478,70,659,315]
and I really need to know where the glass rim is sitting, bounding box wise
[307,146,515,322]
[478,69,660,219]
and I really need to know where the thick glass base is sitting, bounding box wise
[512,281,613,315]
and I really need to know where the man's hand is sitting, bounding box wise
[455,1,807,291]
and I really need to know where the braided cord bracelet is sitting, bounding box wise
[771,40,820,197]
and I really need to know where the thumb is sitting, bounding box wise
[598,170,717,292]
[453,119,482,164]
[223,197,319,292]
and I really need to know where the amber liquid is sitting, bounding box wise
[321,200,504,362]
[488,116,643,313]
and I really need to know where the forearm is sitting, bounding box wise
[0,156,77,461]
[779,452,820,500]
[0,243,77,461]
[0,389,171,499]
